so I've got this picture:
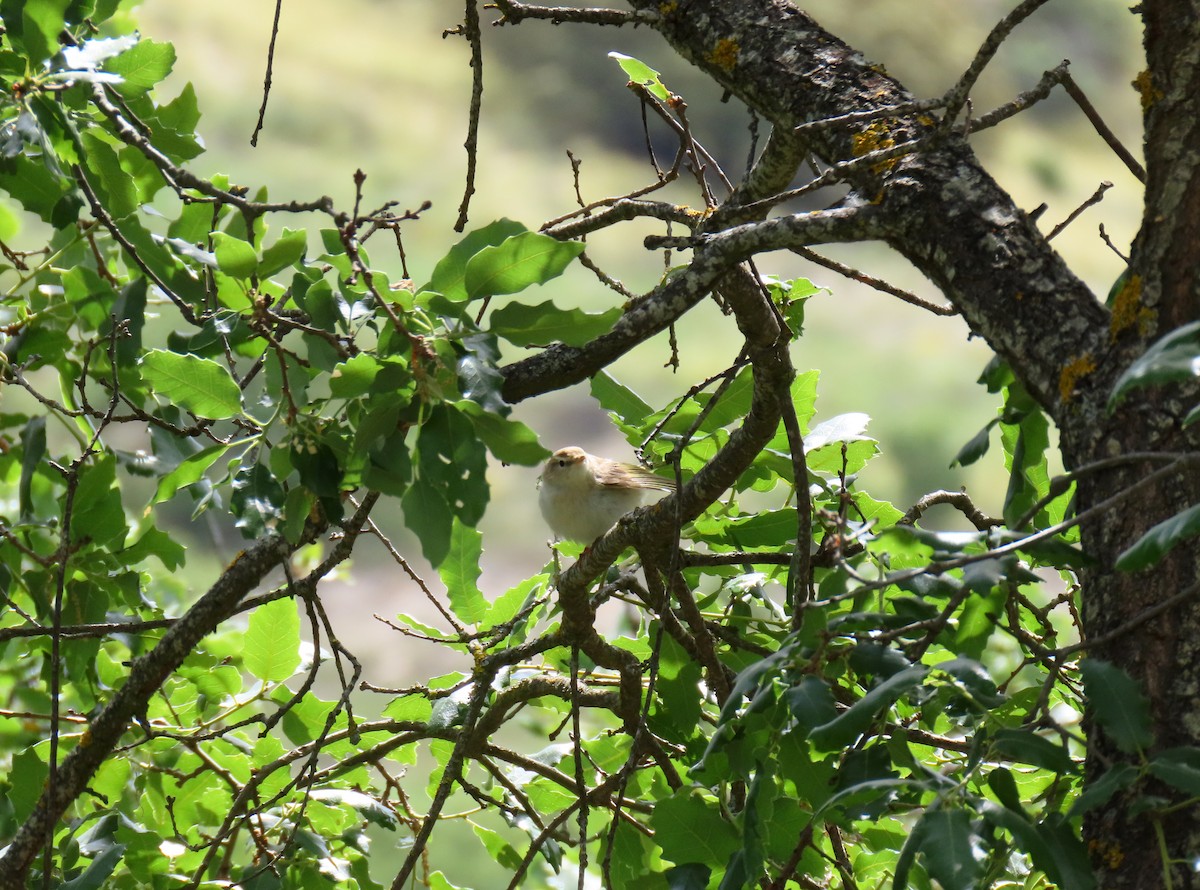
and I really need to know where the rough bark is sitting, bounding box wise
[1075,1,1200,885]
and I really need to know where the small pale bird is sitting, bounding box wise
[538,446,676,544]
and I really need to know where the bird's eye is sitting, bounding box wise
[557,459,567,467]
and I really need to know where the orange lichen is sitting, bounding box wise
[1088,838,1125,870]
[658,1,678,14]
[709,38,739,72]
[1059,353,1096,402]
[851,121,898,174]
[1109,273,1156,339]
[1132,69,1163,111]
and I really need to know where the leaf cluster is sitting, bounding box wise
[0,5,1196,890]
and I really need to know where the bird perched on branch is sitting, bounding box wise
[538,446,676,545]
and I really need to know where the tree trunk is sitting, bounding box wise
[1073,0,1200,885]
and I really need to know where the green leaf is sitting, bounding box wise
[981,806,1095,890]
[649,791,739,867]
[804,412,870,451]
[456,331,507,414]
[330,353,383,399]
[464,231,584,302]
[1001,404,1050,527]
[259,227,307,277]
[81,132,138,220]
[665,864,710,890]
[309,788,398,830]
[987,768,1025,813]
[604,821,649,888]
[608,51,672,101]
[488,300,621,346]
[211,231,259,279]
[0,156,75,224]
[483,573,545,634]
[365,427,413,495]
[473,824,523,870]
[719,761,772,889]
[808,665,928,751]
[230,462,286,536]
[439,519,487,625]
[281,486,314,545]
[428,872,468,890]
[426,218,528,302]
[244,596,301,682]
[59,844,125,890]
[591,370,653,425]
[1080,659,1155,753]
[10,0,70,64]
[72,455,127,548]
[850,643,912,678]
[18,416,46,518]
[140,350,243,419]
[151,443,228,505]
[1069,763,1139,818]
[936,657,1005,707]
[695,366,755,432]
[456,400,550,465]
[991,727,1075,772]
[120,524,186,571]
[416,405,489,526]
[693,509,797,548]
[916,810,984,890]
[121,215,206,303]
[1115,501,1200,572]
[789,370,820,433]
[1148,747,1200,796]
[0,201,19,239]
[108,277,148,366]
[106,38,176,92]
[402,478,453,567]
[950,419,996,468]
[654,640,704,738]
[783,676,838,732]
[1109,319,1200,410]
[9,746,48,822]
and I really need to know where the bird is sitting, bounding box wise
[538,446,676,545]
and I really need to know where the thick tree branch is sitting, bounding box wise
[622,0,1111,421]
[500,205,874,402]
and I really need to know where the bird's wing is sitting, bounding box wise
[595,462,676,491]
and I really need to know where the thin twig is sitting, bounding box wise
[250,0,285,146]
[967,59,1068,136]
[942,0,1056,125]
[1046,181,1112,241]
[792,245,957,316]
[1098,224,1130,264]
[1060,71,1146,183]
[490,0,658,26]
[898,489,1001,530]
[453,0,484,231]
